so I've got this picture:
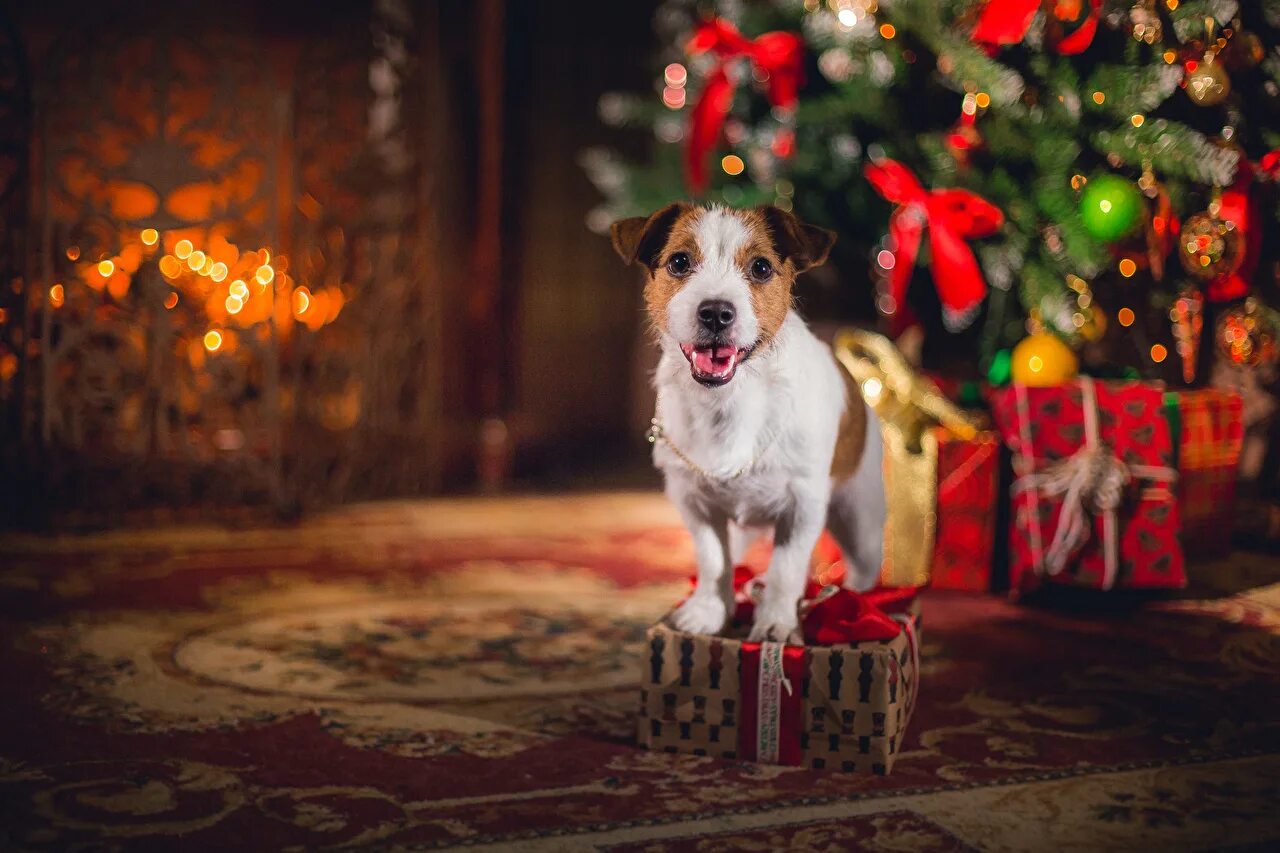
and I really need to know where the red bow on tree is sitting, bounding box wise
[864,158,1004,331]
[972,0,1100,55]
[684,18,803,193]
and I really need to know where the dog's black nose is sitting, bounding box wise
[697,300,736,334]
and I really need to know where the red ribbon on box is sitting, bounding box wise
[684,18,803,193]
[699,568,919,764]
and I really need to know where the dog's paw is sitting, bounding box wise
[747,603,801,644]
[670,593,730,636]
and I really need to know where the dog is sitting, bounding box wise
[611,203,887,643]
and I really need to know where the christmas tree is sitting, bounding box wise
[584,0,1280,384]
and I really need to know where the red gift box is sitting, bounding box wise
[991,378,1186,594]
[930,430,1000,591]
[1165,389,1244,559]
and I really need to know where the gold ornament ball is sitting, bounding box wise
[1178,212,1244,280]
[1216,299,1278,368]
[1186,58,1231,106]
[1011,332,1079,387]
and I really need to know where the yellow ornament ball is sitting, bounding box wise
[1011,333,1079,386]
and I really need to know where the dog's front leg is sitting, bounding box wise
[749,482,825,643]
[669,491,734,636]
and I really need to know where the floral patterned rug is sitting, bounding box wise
[1,493,1278,851]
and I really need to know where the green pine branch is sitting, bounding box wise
[1169,0,1240,41]
[888,0,1025,107]
[1093,120,1239,186]
[1083,63,1184,118]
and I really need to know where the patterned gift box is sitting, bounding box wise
[638,594,920,773]
[990,378,1186,594]
[1164,389,1244,559]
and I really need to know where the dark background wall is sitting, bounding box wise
[500,2,660,487]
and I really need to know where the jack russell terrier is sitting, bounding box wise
[611,203,887,643]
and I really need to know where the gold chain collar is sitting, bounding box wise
[646,395,781,482]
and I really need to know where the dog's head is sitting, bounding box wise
[610,204,834,387]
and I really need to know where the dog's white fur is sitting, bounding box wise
[650,208,887,642]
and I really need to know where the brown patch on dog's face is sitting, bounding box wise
[641,208,704,338]
[732,207,791,351]
[739,206,837,351]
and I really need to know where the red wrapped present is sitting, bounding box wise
[928,429,1000,591]
[829,329,999,590]
[991,378,1186,593]
[639,569,921,773]
[1164,389,1244,559]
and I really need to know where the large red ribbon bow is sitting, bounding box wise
[684,18,803,193]
[972,0,1100,55]
[864,158,1004,331]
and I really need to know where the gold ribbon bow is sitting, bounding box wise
[832,329,980,587]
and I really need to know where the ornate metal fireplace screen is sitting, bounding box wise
[0,3,445,521]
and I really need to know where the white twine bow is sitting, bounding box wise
[1012,378,1177,588]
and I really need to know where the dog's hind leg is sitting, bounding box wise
[827,407,886,592]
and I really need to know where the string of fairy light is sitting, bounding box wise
[48,227,345,358]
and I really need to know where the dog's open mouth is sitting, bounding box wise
[680,343,751,386]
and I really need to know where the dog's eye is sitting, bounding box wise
[665,252,692,277]
[749,257,773,282]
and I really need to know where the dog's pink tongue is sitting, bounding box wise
[692,345,739,377]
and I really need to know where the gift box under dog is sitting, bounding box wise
[638,596,920,773]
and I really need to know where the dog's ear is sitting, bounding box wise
[610,203,688,270]
[759,206,836,273]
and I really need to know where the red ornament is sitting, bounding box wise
[1258,147,1280,179]
[864,158,1004,332]
[1207,163,1259,302]
[771,128,795,158]
[945,108,984,169]
[684,18,804,193]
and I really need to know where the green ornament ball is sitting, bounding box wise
[1079,175,1143,243]
[987,349,1013,386]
